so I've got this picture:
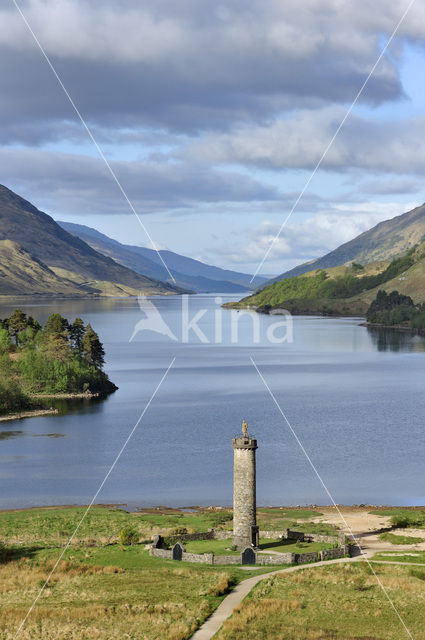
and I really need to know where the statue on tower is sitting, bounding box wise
[242,419,248,437]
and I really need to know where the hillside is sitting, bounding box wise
[0,185,184,297]
[0,240,93,297]
[58,221,266,293]
[275,202,425,280]
[226,243,425,316]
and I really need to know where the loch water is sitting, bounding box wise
[0,294,424,509]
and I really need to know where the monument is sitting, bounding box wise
[232,420,259,549]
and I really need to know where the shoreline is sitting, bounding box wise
[0,503,424,515]
[0,391,107,422]
[31,391,101,399]
[0,407,59,422]
[360,321,425,335]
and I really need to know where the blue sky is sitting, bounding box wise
[1,1,425,276]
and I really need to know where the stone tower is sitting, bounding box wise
[232,420,259,549]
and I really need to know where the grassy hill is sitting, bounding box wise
[0,185,184,297]
[227,243,425,316]
[0,240,93,297]
[275,202,425,281]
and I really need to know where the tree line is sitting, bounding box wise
[247,249,417,308]
[366,290,425,330]
[0,310,116,415]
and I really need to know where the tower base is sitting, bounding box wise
[233,525,259,550]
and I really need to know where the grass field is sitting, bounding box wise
[0,506,234,546]
[379,532,425,545]
[215,562,425,640]
[0,506,293,640]
[0,505,335,547]
[256,508,336,535]
[373,550,425,563]
[369,508,425,529]
[0,540,290,640]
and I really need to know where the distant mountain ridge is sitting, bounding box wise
[58,221,266,293]
[0,184,184,297]
[275,202,425,281]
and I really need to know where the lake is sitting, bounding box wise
[1,294,424,509]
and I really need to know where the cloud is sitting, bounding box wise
[0,0,413,141]
[0,147,279,215]
[215,201,419,267]
[360,178,423,195]
[186,108,425,177]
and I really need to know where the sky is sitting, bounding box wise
[1,0,425,276]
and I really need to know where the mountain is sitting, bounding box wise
[0,185,184,297]
[0,240,94,296]
[58,221,266,293]
[275,202,425,281]
[227,241,425,316]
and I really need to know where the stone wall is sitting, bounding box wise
[149,527,347,566]
[212,530,233,540]
[320,546,348,561]
[212,555,242,565]
[286,529,305,541]
[182,552,213,564]
[150,548,172,559]
[294,551,320,564]
[258,530,284,539]
[256,553,293,565]
[164,530,215,545]
[286,529,346,545]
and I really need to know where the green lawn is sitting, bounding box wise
[373,551,425,563]
[258,539,334,554]
[256,508,336,536]
[0,506,233,546]
[369,508,425,529]
[379,532,425,545]
[182,538,334,556]
[256,508,322,519]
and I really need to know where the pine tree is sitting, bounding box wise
[69,318,85,355]
[8,309,27,344]
[82,324,105,369]
[42,313,72,363]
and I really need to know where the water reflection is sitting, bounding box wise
[0,430,24,441]
[366,327,425,352]
[0,430,65,440]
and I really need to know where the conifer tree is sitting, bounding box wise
[82,324,105,369]
[8,309,27,344]
[69,318,85,355]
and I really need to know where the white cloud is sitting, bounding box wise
[217,201,419,266]
[186,108,425,176]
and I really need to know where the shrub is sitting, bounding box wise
[208,573,233,596]
[118,527,139,546]
[0,374,31,415]
[390,512,425,528]
[169,527,188,536]
[409,568,425,581]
